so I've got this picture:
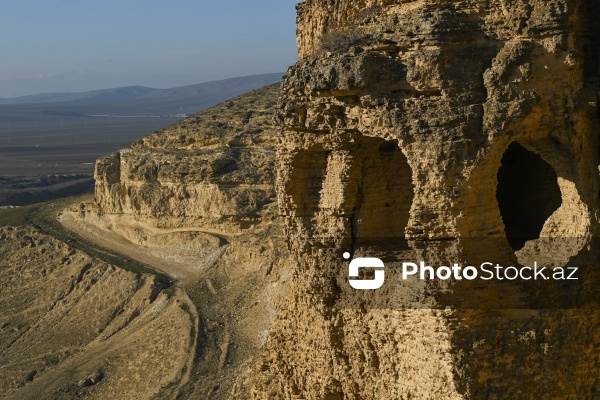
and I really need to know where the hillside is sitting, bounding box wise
[1,81,290,399]
[0,73,282,111]
[46,82,290,399]
[0,226,196,400]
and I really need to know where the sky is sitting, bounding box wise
[0,0,299,97]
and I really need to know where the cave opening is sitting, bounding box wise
[496,142,562,251]
[352,138,414,256]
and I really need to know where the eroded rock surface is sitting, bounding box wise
[24,1,600,399]
[251,0,600,399]
[63,83,292,399]
[94,84,281,229]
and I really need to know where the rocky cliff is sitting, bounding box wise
[251,0,600,399]
[61,83,292,399]
[39,1,600,399]
[94,84,281,230]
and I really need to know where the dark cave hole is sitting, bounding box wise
[378,141,398,153]
[496,142,562,251]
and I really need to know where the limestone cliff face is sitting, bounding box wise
[79,1,600,398]
[251,0,600,399]
[94,84,280,229]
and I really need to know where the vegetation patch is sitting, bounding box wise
[0,204,43,226]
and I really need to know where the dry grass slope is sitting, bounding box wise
[0,226,196,400]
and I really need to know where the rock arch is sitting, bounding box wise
[351,138,414,256]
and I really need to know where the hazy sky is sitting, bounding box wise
[0,0,299,97]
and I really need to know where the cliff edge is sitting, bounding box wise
[252,0,600,399]
[47,1,600,399]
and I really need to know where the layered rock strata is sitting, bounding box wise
[66,84,292,399]
[251,1,600,399]
[94,84,281,231]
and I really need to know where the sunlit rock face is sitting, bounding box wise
[84,84,295,399]
[94,84,281,231]
[251,1,600,399]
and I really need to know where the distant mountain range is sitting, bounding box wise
[0,86,158,105]
[0,72,285,178]
[0,73,283,115]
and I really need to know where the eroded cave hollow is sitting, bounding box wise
[288,149,329,218]
[496,142,562,250]
[352,138,414,254]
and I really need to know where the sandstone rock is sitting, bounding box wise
[251,0,600,399]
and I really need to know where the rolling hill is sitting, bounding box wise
[0,73,283,115]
